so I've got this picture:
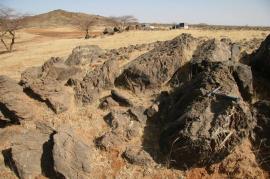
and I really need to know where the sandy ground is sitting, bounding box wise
[0,27,269,80]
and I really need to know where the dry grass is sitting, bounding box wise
[0,27,269,80]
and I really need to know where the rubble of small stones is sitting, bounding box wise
[0,33,270,178]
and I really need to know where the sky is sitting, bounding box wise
[0,0,270,26]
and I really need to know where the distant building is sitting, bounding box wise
[172,23,189,29]
[141,23,156,30]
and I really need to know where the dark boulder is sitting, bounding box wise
[115,34,198,92]
[193,39,231,62]
[74,60,121,105]
[159,60,254,169]
[251,34,270,79]
[252,100,270,171]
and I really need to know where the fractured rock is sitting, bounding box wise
[193,39,231,62]
[123,147,154,166]
[252,100,270,171]
[115,34,198,92]
[6,126,55,179]
[127,106,147,123]
[53,128,92,179]
[160,60,254,169]
[23,79,73,114]
[0,75,36,122]
[65,45,106,66]
[21,57,82,113]
[96,132,124,151]
[74,60,120,105]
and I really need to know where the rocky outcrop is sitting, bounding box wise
[74,59,121,105]
[0,75,36,123]
[53,128,92,179]
[115,34,198,92]
[21,57,82,113]
[193,39,232,62]
[4,125,55,179]
[97,110,145,150]
[65,45,106,66]
[159,60,254,169]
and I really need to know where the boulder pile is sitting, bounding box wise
[0,33,270,178]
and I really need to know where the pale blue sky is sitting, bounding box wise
[1,0,270,26]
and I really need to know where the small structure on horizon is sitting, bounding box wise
[172,23,189,29]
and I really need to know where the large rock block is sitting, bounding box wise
[4,124,55,179]
[21,57,82,113]
[65,45,106,66]
[74,59,120,105]
[115,34,198,92]
[53,128,92,179]
[0,75,36,123]
[160,60,254,169]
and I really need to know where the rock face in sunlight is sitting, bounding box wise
[0,75,36,123]
[115,34,198,92]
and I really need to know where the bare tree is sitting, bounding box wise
[109,15,138,29]
[0,6,24,52]
[74,17,98,39]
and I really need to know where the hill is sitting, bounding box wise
[22,9,114,28]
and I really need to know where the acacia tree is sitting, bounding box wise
[75,17,97,39]
[109,15,138,29]
[0,6,24,52]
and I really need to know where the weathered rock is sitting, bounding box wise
[251,34,270,79]
[65,45,105,66]
[123,147,154,166]
[23,79,73,113]
[252,100,270,171]
[98,110,143,150]
[74,60,120,105]
[160,60,254,169]
[231,43,241,62]
[231,63,253,102]
[0,75,36,123]
[53,128,92,179]
[96,132,124,151]
[6,126,55,179]
[127,106,147,123]
[111,90,133,107]
[193,39,231,62]
[99,96,119,109]
[115,34,198,92]
[21,57,82,113]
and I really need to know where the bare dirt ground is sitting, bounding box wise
[0,28,269,81]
